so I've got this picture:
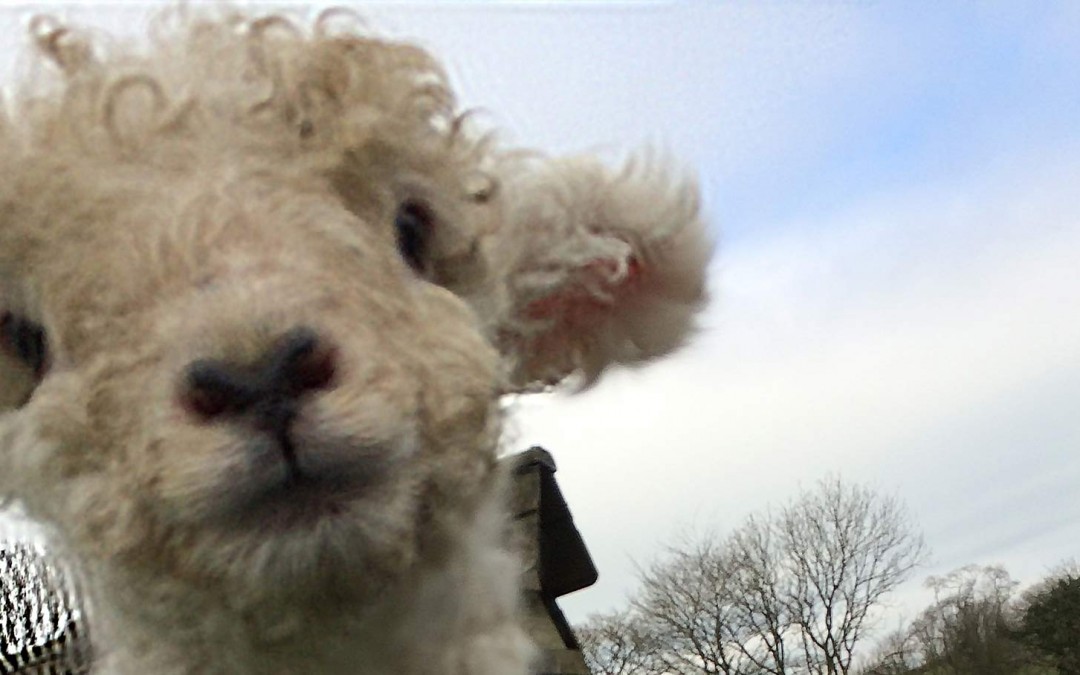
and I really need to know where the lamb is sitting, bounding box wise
[0,7,709,674]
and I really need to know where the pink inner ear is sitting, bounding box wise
[524,255,643,323]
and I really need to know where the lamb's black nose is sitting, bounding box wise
[181,326,337,429]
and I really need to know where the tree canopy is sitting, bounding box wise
[577,480,1079,675]
[579,477,926,675]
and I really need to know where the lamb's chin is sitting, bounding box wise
[191,511,382,606]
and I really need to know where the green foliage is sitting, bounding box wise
[911,565,1031,674]
[858,562,1080,675]
[1017,566,1080,675]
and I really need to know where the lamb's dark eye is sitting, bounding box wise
[394,200,433,273]
[0,312,49,377]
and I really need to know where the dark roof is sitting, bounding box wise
[511,447,599,600]
[510,447,598,657]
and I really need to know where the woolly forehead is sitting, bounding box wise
[15,11,469,156]
[0,14,499,311]
[1,9,493,235]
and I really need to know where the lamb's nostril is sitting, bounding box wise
[182,360,259,420]
[288,342,337,393]
[273,326,338,395]
[184,381,230,419]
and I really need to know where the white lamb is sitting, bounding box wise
[0,7,709,674]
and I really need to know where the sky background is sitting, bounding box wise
[1,0,1078,658]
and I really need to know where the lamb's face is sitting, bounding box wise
[0,8,709,606]
[1,158,502,599]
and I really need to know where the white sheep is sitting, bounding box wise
[0,7,709,674]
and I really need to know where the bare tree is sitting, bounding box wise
[634,536,734,673]
[777,478,927,674]
[854,626,920,675]
[724,516,797,674]
[577,609,654,675]
[632,534,784,674]
[583,478,925,675]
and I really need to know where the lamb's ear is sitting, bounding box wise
[494,154,712,391]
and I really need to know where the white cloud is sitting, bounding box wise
[512,143,1080,620]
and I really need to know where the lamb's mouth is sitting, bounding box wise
[239,474,354,529]
[217,439,397,531]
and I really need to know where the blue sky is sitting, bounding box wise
[721,2,1080,241]
[1,1,1078,658]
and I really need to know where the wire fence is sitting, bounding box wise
[0,541,92,675]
